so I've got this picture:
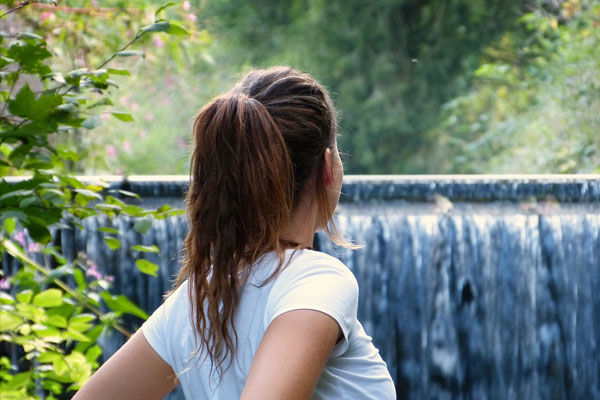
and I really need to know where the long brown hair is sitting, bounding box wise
[176,66,344,376]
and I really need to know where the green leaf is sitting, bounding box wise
[46,314,67,328]
[135,259,158,276]
[0,310,23,332]
[0,292,14,305]
[16,290,33,304]
[19,32,44,41]
[3,371,31,390]
[133,217,152,234]
[141,21,171,33]
[32,324,61,338]
[7,84,35,118]
[64,328,91,342]
[6,42,52,74]
[166,21,189,36]
[87,97,113,109]
[73,268,86,291]
[111,112,135,122]
[141,20,188,36]
[130,245,159,253]
[81,115,103,130]
[107,68,131,76]
[107,189,140,199]
[103,237,121,250]
[122,205,145,216]
[23,221,52,244]
[95,204,122,213]
[155,2,177,17]
[33,288,63,308]
[85,345,103,363]
[73,188,103,200]
[100,292,148,319]
[98,227,119,234]
[69,313,95,326]
[3,217,16,234]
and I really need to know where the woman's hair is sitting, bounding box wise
[175,66,345,377]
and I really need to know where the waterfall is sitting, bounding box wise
[3,175,599,399]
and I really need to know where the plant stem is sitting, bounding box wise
[0,1,32,19]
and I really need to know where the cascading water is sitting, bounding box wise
[3,175,599,399]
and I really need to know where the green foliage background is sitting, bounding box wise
[38,0,597,176]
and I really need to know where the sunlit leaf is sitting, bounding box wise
[33,289,63,308]
[135,259,158,277]
[130,245,159,253]
[103,237,121,250]
[111,112,134,122]
[3,217,16,234]
[100,292,148,319]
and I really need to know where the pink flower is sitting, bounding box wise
[100,113,110,121]
[119,96,129,106]
[123,140,132,153]
[161,96,171,106]
[28,242,43,253]
[130,102,139,111]
[0,278,10,290]
[152,36,165,48]
[40,11,53,23]
[115,168,123,175]
[144,113,154,122]
[139,130,148,139]
[14,231,26,247]
[86,264,103,280]
[106,275,115,283]
[187,13,197,22]
[183,1,191,11]
[106,145,118,159]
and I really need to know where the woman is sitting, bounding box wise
[75,67,396,399]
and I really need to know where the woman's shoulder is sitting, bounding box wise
[268,249,359,300]
[286,249,352,273]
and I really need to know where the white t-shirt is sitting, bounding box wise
[142,249,396,399]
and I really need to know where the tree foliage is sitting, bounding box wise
[204,0,528,173]
[429,0,600,173]
[0,2,186,398]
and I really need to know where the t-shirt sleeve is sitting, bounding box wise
[264,253,359,357]
[141,282,187,366]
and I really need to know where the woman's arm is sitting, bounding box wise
[241,309,342,400]
[73,330,178,400]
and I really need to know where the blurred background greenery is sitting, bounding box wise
[8,0,600,174]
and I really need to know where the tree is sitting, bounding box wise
[203,0,526,173]
[429,0,600,173]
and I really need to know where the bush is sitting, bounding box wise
[0,2,188,398]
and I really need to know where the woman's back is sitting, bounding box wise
[143,250,395,399]
[75,67,395,400]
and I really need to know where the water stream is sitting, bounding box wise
[3,175,599,399]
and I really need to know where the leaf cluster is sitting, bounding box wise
[0,2,188,397]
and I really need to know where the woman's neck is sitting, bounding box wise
[279,195,319,249]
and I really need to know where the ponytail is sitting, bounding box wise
[178,92,294,375]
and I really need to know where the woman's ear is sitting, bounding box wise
[322,148,335,186]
